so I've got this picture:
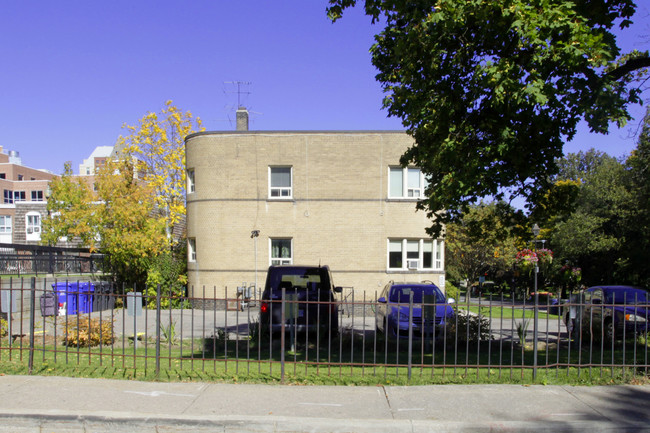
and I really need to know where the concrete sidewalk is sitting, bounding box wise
[0,375,649,432]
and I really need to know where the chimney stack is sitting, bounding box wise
[236,106,249,131]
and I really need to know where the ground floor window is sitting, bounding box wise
[388,239,444,271]
[0,215,11,233]
[26,212,41,241]
[270,238,292,265]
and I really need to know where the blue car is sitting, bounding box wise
[565,285,650,342]
[376,282,455,340]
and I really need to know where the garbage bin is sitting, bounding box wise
[39,292,57,317]
[76,282,94,314]
[51,282,94,315]
[52,282,77,315]
[92,282,115,312]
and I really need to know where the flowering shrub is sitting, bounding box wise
[560,265,582,285]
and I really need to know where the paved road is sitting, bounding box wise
[0,375,649,432]
[13,296,566,346]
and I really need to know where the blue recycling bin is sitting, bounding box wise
[52,282,95,315]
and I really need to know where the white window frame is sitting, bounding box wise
[270,238,292,265]
[268,166,292,199]
[387,239,444,271]
[388,167,428,199]
[26,211,41,241]
[0,215,12,234]
[187,169,195,194]
[188,238,196,262]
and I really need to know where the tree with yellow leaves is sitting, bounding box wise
[117,101,204,240]
[94,155,168,284]
[42,162,97,247]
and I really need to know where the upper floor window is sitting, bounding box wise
[13,191,26,202]
[31,190,44,201]
[26,212,41,241]
[187,169,195,194]
[389,167,428,199]
[388,239,444,271]
[3,189,13,204]
[270,238,292,265]
[269,167,292,199]
[17,174,23,181]
[188,238,196,262]
[0,215,12,233]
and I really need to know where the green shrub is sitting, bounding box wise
[445,282,460,302]
[145,251,188,309]
[0,318,8,338]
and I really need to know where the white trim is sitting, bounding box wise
[268,166,293,199]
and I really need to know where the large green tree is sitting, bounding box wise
[328,0,649,235]
[549,149,633,284]
[445,201,520,288]
[622,108,650,286]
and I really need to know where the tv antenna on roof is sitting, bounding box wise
[224,81,252,108]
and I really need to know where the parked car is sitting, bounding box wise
[259,265,342,337]
[564,285,650,342]
[376,281,455,340]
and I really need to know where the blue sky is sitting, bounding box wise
[1,1,648,174]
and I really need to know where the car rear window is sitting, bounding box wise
[389,286,445,303]
[268,267,329,292]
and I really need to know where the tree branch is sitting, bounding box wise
[607,56,650,81]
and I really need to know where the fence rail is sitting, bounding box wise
[0,278,648,384]
[0,243,104,277]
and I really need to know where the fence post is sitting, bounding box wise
[280,287,286,384]
[155,283,161,379]
[28,277,36,374]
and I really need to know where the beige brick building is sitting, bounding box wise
[185,113,445,300]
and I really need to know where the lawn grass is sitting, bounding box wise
[464,305,559,320]
[1,330,648,386]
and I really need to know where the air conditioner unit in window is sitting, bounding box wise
[407,259,419,270]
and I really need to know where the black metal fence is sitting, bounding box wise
[0,278,648,384]
[0,244,103,276]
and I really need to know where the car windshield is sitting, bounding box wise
[388,285,445,304]
[606,288,649,304]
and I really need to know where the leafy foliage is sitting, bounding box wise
[63,317,116,347]
[96,156,169,285]
[117,100,204,235]
[0,317,7,338]
[328,0,649,235]
[144,249,188,309]
[42,163,97,247]
[445,201,519,286]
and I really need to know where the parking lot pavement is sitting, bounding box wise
[0,375,649,432]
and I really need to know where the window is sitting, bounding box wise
[0,174,5,179]
[13,191,26,202]
[388,239,444,271]
[388,167,428,199]
[0,216,12,233]
[269,167,292,198]
[17,174,23,181]
[31,191,44,201]
[26,212,41,241]
[188,238,196,262]
[3,190,13,204]
[270,238,292,265]
[187,169,195,194]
